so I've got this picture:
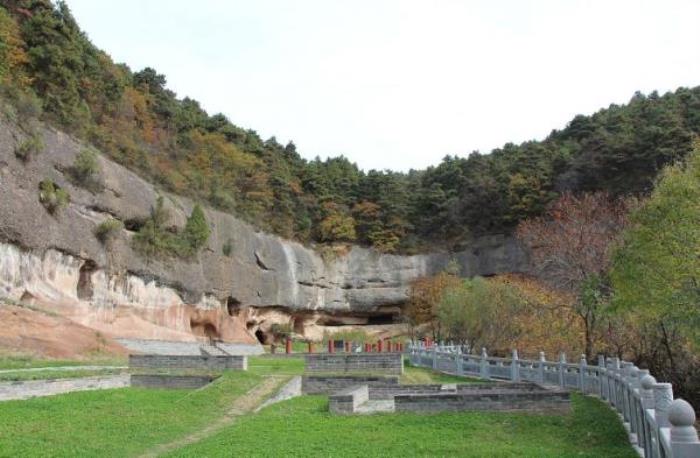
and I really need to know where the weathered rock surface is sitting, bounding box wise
[0,117,527,342]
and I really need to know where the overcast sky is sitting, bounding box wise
[67,0,700,171]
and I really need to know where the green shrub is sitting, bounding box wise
[38,179,70,214]
[94,218,124,244]
[182,204,210,250]
[133,197,210,259]
[14,133,43,162]
[0,85,42,122]
[222,238,233,257]
[69,148,101,190]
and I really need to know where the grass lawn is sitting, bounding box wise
[248,356,305,376]
[0,368,125,382]
[0,354,126,370]
[400,364,484,384]
[166,394,636,458]
[0,356,636,457]
[0,371,262,457]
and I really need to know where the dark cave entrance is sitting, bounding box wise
[226,297,242,316]
[190,319,221,343]
[254,329,267,345]
[367,314,395,325]
[77,260,97,301]
[292,315,305,334]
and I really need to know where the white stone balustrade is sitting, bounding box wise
[408,343,700,458]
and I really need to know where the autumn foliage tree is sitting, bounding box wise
[2,1,700,255]
[405,271,460,341]
[434,274,584,357]
[516,192,632,358]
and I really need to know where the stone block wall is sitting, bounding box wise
[129,354,247,370]
[302,375,399,395]
[394,390,571,414]
[304,353,403,375]
[329,385,369,415]
[130,374,216,389]
[0,375,129,401]
[368,384,445,400]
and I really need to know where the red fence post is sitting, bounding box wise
[308,341,313,353]
[344,341,350,353]
[285,338,292,354]
[328,339,334,353]
[377,339,383,353]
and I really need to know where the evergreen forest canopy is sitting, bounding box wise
[1,0,699,253]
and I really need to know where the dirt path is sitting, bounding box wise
[138,376,286,458]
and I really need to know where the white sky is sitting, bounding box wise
[67,0,700,171]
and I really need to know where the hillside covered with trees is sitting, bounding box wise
[1,0,700,254]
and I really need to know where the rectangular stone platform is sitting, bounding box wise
[329,385,369,415]
[130,374,217,389]
[302,375,399,394]
[304,353,403,375]
[129,354,247,370]
[393,387,570,414]
[327,380,570,415]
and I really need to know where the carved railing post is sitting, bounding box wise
[510,349,519,382]
[456,346,463,376]
[558,352,566,388]
[610,357,621,409]
[604,357,613,405]
[669,399,700,458]
[654,382,673,428]
[640,374,656,409]
[628,366,640,442]
[640,374,656,456]
[636,369,649,450]
[538,351,545,384]
[597,354,606,399]
[479,348,489,380]
[620,362,633,428]
[579,354,587,393]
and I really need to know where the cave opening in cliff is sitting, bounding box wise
[190,319,221,342]
[292,315,305,334]
[367,314,396,325]
[123,217,146,232]
[254,329,266,345]
[77,260,97,301]
[226,297,242,316]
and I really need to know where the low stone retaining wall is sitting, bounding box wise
[130,374,217,389]
[455,382,537,392]
[368,384,446,400]
[394,387,571,414]
[256,376,303,412]
[0,375,130,401]
[304,353,403,375]
[129,354,247,370]
[329,385,369,415]
[118,339,264,356]
[302,375,399,395]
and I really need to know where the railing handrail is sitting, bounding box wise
[408,343,699,458]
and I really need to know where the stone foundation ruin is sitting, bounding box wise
[323,378,570,415]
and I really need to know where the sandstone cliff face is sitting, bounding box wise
[0,117,527,342]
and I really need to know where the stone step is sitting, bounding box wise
[200,344,228,356]
[355,399,395,414]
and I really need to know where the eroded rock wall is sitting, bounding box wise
[0,117,527,342]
